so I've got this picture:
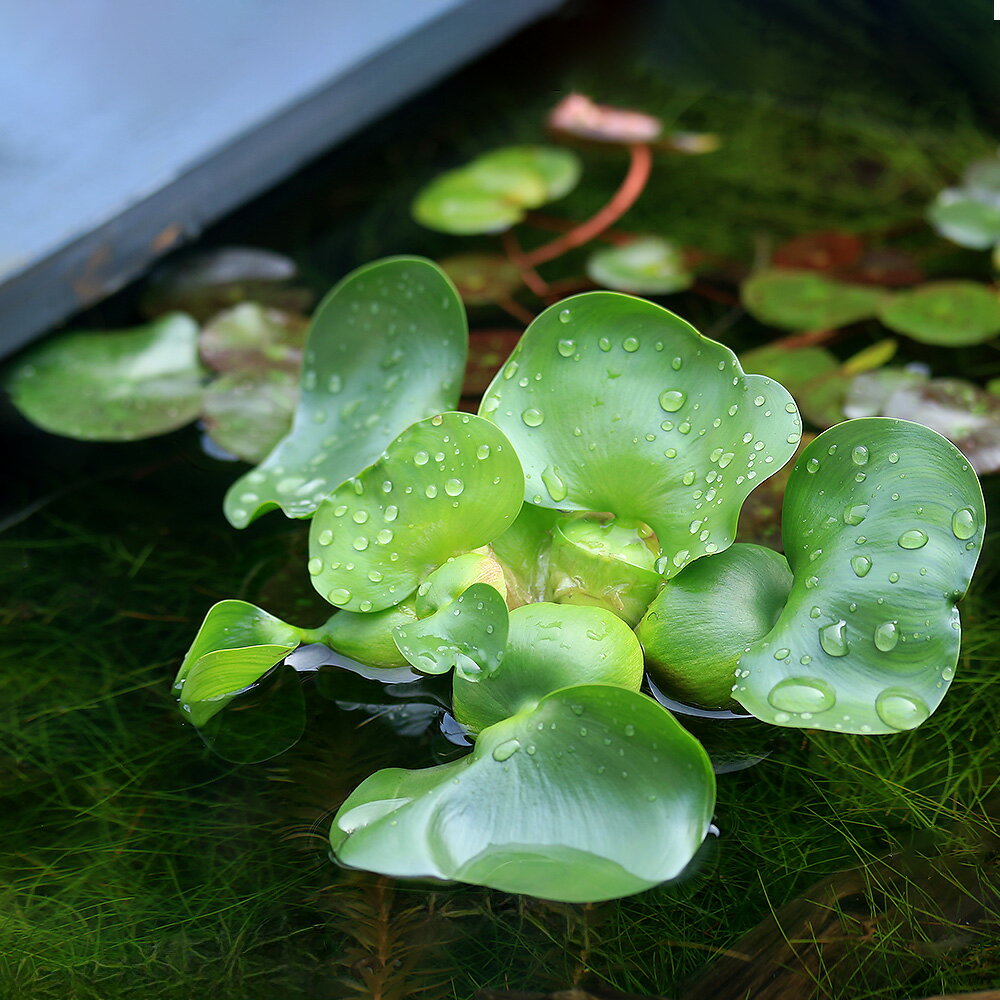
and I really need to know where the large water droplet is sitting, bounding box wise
[843,503,869,526]
[623,336,640,352]
[424,484,438,499]
[851,555,872,577]
[874,689,930,730]
[951,507,977,540]
[898,529,928,550]
[851,445,869,466]
[445,478,465,497]
[492,738,521,761]
[521,408,545,427]
[557,338,576,357]
[558,308,572,324]
[806,457,820,474]
[329,587,352,604]
[318,529,333,546]
[541,465,568,502]
[768,676,836,714]
[414,450,429,466]
[873,621,899,651]
[819,620,849,656]
[307,558,323,576]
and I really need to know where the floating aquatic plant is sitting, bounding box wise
[172,254,985,903]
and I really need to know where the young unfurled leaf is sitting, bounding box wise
[174,600,304,726]
[201,369,297,463]
[742,270,885,331]
[548,93,663,145]
[330,684,715,902]
[413,146,581,235]
[877,281,1000,346]
[223,257,467,527]
[479,293,801,578]
[452,602,644,733]
[489,502,562,606]
[733,419,985,734]
[393,583,509,678]
[586,237,693,295]
[199,302,308,374]
[308,413,523,613]
[637,543,792,710]
[5,313,204,441]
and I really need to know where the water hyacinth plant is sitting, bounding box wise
[174,255,985,903]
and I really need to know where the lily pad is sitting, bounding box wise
[199,302,308,374]
[928,189,1000,250]
[479,293,801,578]
[307,412,523,613]
[877,281,1000,346]
[413,146,581,235]
[201,369,298,463]
[452,602,644,733]
[742,270,884,331]
[440,254,523,306]
[548,93,663,145]
[733,418,985,734]
[586,237,693,295]
[330,684,715,902]
[5,313,204,441]
[393,582,509,678]
[173,600,304,726]
[223,257,467,527]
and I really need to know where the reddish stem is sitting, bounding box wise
[520,212,636,246]
[501,229,550,297]
[769,328,839,350]
[521,143,653,268]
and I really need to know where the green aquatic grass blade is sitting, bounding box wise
[742,269,885,331]
[637,543,793,709]
[174,600,304,726]
[223,257,467,527]
[586,237,693,295]
[308,413,523,613]
[733,418,985,734]
[5,313,204,440]
[330,684,716,902]
[928,188,1000,250]
[877,281,1000,346]
[452,602,644,733]
[479,292,802,578]
[393,582,509,678]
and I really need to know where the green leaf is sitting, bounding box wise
[201,369,298,463]
[877,281,1000,346]
[733,418,985,734]
[5,313,204,441]
[174,600,303,726]
[928,189,1000,250]
[199,302,308,374]
[330,684,716,902]
[740,344,847,428]
[452,602,644,733]
[489,502,562,606]
[637,543,792,709]
[308,412,523,613]
[223,257,467,527]
[414,552,507,616]
[479,292,802,578]
[393,583,509,678]
[586,237,693,295]
[313,600,418,670]
[413,146,580,235]
[742,270,884,331]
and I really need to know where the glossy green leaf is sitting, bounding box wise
[928,189,1000,250]
[452,603,644,733]
[414,552,507,616]
[586,237,693,295]
[313,600,418,670]
[489,502,561,606]
[733,418,985,734]
[223,257,467,527]
[413,146,580,235]
[199,302,307,374]
[5,313,204,441]
[740,344,847,428]
[201,369,297,463]
[174,600,304,726]
[877,281,1000,346]
[331,684,715,902]
[393,583,508,678]
[308,412,523,613]
[479,293,802,578]
[638,543,792,709]
[742,270,884,331]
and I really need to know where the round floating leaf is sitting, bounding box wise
[733,418,985,734]
[201,369,297,463]
[742,270,884,331]
[452,603,644,733]
[331,684,715,902]
[928,188,1000,250]
[740,344,846,428]
[586,237,693,295]
[440,254,523,305]
[413,146,580,235]
[199,302,308,374]
[174,600,304,726]
[223,257,467,527]
[638,544,792,710]
[479,293,802,578]
[308,413,523,613]
[393,583,509,678]
[5,313,204,441]
[548,93,663,145]
[877,281,1000,346]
